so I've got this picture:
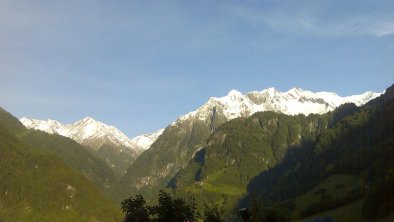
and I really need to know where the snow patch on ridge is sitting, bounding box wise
[130,128,165,150]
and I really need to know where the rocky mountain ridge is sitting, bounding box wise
[20,117,164,152]
[19,117,164,178]
[172,87,380,125]
[121,87,381,197]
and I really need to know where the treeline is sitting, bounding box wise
[121,191,290,222]
[121,190,224,222]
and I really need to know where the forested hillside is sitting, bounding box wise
[245,84,394,221]
[1,84,392,221]
[0,121,122,221]
[0,108,122,200]
[168,84,394,221]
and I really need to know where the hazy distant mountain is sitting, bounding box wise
[20,117,164,178]
[121,87,381,197]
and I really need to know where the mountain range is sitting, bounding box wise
[17,87,381,187]
[20,88,380,152]
[19,117,163,151]
[1,85,391,221]
[19,117,164,178]
[175,87,380,123]
[169,84,394,220]
[120,87,381,198]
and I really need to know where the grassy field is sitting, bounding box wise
[183,181,245,196]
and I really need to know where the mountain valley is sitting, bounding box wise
[1,86,392,221]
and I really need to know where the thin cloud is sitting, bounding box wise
[374,21,394,36]
[225,3,394,37]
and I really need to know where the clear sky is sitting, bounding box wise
[1,0,393,137]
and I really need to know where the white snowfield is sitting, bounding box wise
[130,129,165,150]
[20,87,381,151]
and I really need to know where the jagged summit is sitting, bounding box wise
[75,117,97,125]
[262,87,279,95]
[20,117,163,151]
[120,86,383,193]
[171,87,381,126]
[19,87,381,153]
[227,89,243,98]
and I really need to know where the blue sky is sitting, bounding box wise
[1,0,393,137]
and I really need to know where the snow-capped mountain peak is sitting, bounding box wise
[287,87,305,96]
[19,87,381,154]
[227,89,243,99]
[20,117,64,134]
[262,87,278,95]
[19,117,164,151]
[170,87,382,127]
[75,117,97,125]
[344,91,378,106]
